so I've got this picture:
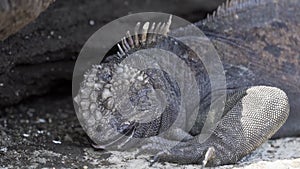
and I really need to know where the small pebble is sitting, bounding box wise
[14,90,20,96]
[0,147,7,153]
[37,118,46,123]
[0,83,3,87]
[58,35,62,39]
[52,140,62,144]
[37,130,44,134]
[50,31,55,35]
[23,133,30,137]
[26,109,34,117]
[20,119,29,124]
[89,20,95,26]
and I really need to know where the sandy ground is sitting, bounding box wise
[78,137,300,169]
[0,90,299,169]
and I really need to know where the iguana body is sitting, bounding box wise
[74,0,297,166]
[197,0,299,138]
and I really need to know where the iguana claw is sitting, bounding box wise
[149,151,168,167]
[201,147,216,168]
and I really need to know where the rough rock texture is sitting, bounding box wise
[0,0,224,107]
[0,0,54,40]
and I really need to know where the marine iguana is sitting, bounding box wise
[74,0,298,167]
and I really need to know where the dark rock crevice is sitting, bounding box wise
[0,0,223,107]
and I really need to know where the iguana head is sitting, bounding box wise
[74,14,213,151]
[74,16,184,150]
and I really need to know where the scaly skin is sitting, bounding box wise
[196,0,299,138]
[74,0,296,166]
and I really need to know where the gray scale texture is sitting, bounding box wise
[74,0,294,166]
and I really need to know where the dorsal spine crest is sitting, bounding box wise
[204,0,276,23]
[116,15,173,58]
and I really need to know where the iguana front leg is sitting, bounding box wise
[141,86,289,167]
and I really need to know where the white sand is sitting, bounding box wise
[83,137,300,169]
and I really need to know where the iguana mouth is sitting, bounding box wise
[91,132,130,150]
[89,117,134,149]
